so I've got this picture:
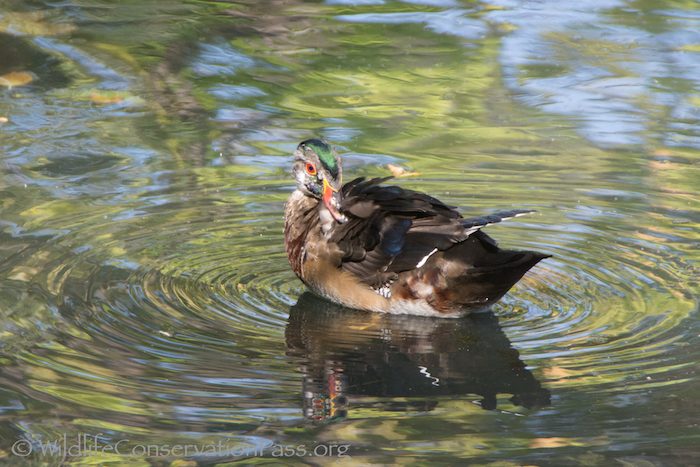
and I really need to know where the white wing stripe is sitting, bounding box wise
[416,248,438,268]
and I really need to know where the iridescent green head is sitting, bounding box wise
[300,139,339,178]
[292,138,345,223]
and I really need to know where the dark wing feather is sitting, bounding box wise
[332,177,535,287]
[461,209,534,234]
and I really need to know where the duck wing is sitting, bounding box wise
[331,177,533,288]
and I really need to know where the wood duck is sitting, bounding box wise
[284,139,550,317]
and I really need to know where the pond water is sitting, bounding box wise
[0,0,698,465]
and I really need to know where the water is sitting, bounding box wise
[0,0,698,464]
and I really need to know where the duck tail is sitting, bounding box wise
[437,231,550,310]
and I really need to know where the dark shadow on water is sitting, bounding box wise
[286,293,550,422]
[0,32,71,89]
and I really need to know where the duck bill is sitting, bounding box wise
[322,178,346,223]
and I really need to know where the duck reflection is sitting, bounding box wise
[286,293,550,421]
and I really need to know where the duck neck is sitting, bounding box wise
[284,190,322,277]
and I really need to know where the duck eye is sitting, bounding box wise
[305,162,317,176]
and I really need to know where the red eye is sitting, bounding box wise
[305,162,317,175]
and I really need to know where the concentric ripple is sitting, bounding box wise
[2,157,698,464]
[1,0,699,463]
[2,168,699,463]
[501,228,697,389]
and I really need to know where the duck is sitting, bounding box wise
[284,139,549,317]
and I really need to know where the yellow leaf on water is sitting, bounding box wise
[89,91,126,105]
[531,436,608,449]
[0,71,35,88]
[543,366,576,379]
[387,163,420,177]
[530,437,573,448]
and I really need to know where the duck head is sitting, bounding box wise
[293,139,346,223]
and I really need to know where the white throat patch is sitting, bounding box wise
[319,206,335,236]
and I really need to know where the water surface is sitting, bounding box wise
[0,0,698,465]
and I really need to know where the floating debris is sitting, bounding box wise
[49,89,144,106]
[387,163,419,177]
[0,71,35,88]
[89,91,126,105]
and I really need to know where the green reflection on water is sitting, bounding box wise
[0,0,698,465]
